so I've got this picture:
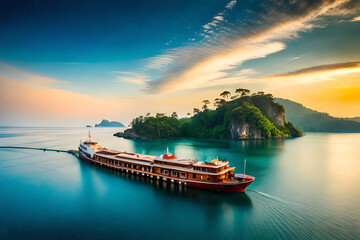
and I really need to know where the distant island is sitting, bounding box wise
[275,98,360,133]
[86,125,92,128]
[95,119,125,128]
[343,117,360,123]
[115,89,302,140]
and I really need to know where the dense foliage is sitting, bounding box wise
[128,93,302,139]
[131,116,181,138]
[113,132,124,137]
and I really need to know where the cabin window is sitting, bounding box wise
[164,170,169,175]
[192,173,196,178]
[172,171,178,177]
[180,173,186,178]
[207,177,211,181]
[200,176,203,180]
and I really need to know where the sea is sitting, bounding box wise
[0,127,359,240]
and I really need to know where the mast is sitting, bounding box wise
[84,130,97,144]
[244,158,246,176]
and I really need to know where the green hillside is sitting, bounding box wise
[274,98,360,133]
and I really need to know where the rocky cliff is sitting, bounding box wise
[227,101,289,140]
[228,121,263,139]
[123,129,143,139]
[250,95,285,127]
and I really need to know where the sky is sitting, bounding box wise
[0,0,360,126]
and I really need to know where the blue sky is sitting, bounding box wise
[0,0,360,126]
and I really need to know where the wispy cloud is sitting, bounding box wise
[141,0,359,93]
[114,71,147,85]
[145,53,176,70]
[201,0,237,32]
[0,63,66,85]
[349,15,360,21]
[256,61,360,87]
[270,61,360,77]
[225,0,237,10]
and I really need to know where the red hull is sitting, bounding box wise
[187,178,254,192]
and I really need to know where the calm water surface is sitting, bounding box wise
[0,127,359,240]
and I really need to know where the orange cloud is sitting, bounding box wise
[0,71,218,126]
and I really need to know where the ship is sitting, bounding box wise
[78,132,255,192]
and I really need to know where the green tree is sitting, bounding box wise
[235,88,244,94]
[171,112,178,118]
[214,98,226,108]
[220,91,231,99]
[156,113,165,118]
[202,100,210,111]
[202,100,210,105]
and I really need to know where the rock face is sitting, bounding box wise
[263,106,285,127]
[227,96,289,140]
[95,119,125,127]
[123,129,142,139]
[228,121,263,140]
[251,96,285,127]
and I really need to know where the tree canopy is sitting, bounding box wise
[129,90,302,139]
[220,91,231,99]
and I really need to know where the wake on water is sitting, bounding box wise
[247,189,295,205]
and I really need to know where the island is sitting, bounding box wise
[114,89,302,140]
[113,132,124,137]
[95,119,125,128]
[86,125,92,128]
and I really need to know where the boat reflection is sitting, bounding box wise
[78,158,253,209]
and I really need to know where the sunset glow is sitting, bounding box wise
[0,0,359,126]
